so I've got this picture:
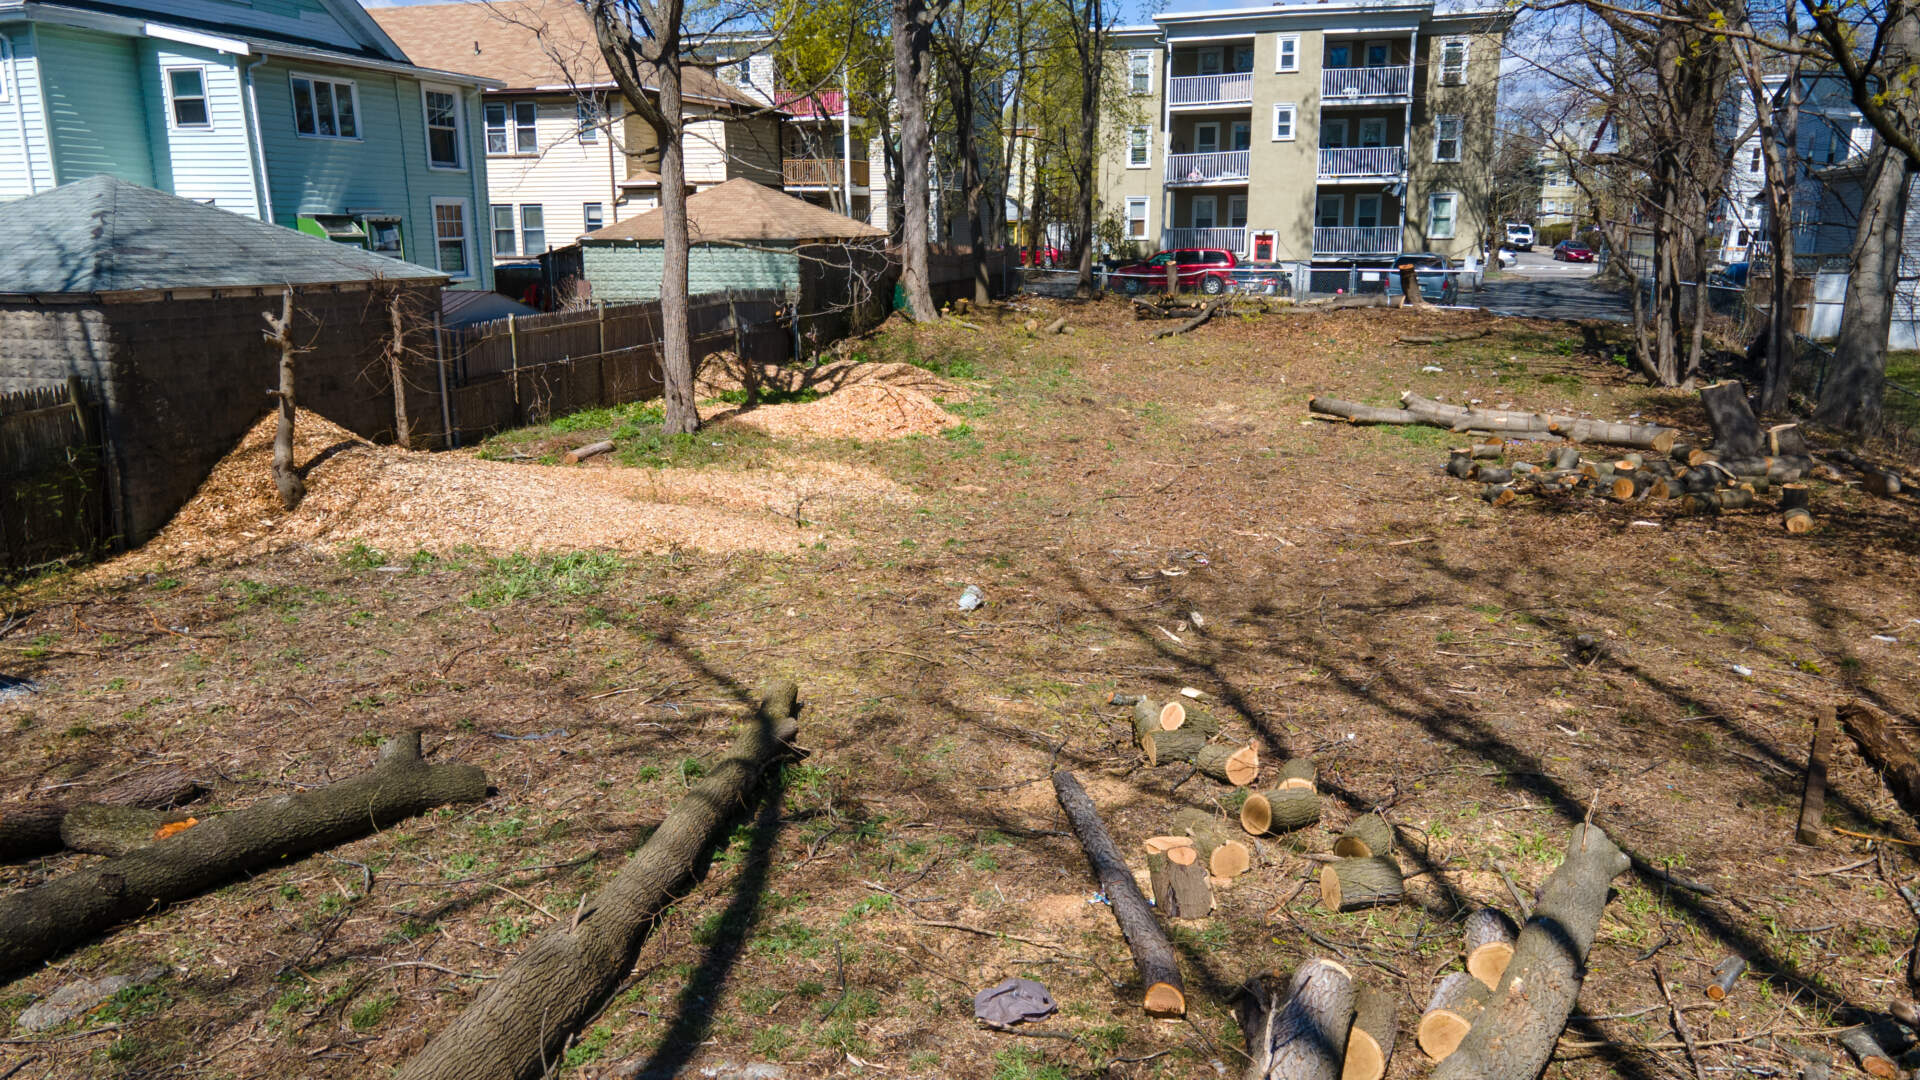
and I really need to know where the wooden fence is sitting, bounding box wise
[442,291,785,384]
[1,381,110,577]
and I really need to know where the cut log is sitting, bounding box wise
[1551,446,1581,472]
[1195,743,1261,787]
[1240,786,1321,836]
[1839,700,1920,826]
[1173,807,1253,878]
[1332,813,1394,858]
[1278,757,1317,790]
[1610,471,1651,501]
[59,805,198,857]
[1865,469,1904,497]
[1310,397,1423,426]
[1240,959,1356,1080]
[1582,460,1615,481]
[1780,483,1811,512]
[1141,727,1209,768]
[1147,843,1213,919]
[1320,856,1404,911]
[1447,449,1474,479]
[1798,705,1837,845]
[1052,769,1185,1017]
[1645,476,1674,501]
[397,685,798,1080]
[1152,299,1227,340]
[1164,701,1222,739]
[1701,380,1764,458]
[1432,824,1631,1080]
[1556,418,1678,453]
[1464,907,1519,990]
[0,733,489,979]
[1704,955,1746,1001]
[1044,316,1068,335]
[1470,443,1505,460]
[1669,441,1695,466]
[1717,488,1755,510]
[562,440,615,465]
[1133,697,1168,739]
[0,768,202,862]
[1783,508,1814,533]
[1343,981,1398,1080]
[1839,1026,1898,1078]
[1769,423,1811,457]
[1400,329,1490,345]
[1481,484,1517,507]
[1418,972,1490,1061]
[1475,467,1512,485]
[1680,466,1720,493]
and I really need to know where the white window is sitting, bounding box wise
[1439,38,1468,85]
[520,204,546,253]
[291,73,358,139]
[1127,126,1150,168]
[1192,195,1217,230]
[1355,193,1381,228]
[1316,193,1343,228]
[578,98,601,144]
[1129,51,1152,94]
[583,202,605,232]
[491,204,515,256]
[1429,192,1458,238]
[1749,145,1762,173]
[432,198,472,277]
[1194,122,1219,154]
[1276,34,1300,73]
[422,84,465,170]
[1433,115,1461,162]
[1272,103,1296,141]
[485,103,509,155]
[165,67,210,129]
[1227,194,1247,228]
[512,102,537,154]
[1125,196,1149,239]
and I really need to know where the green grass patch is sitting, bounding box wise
[465,552,625,608]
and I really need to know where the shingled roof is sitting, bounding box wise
[370,0,759,106]
[0,176,447,298]
[587,179,888,243]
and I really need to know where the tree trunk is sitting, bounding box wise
[1320,856,1404,911]
[1463,907,1519,990]
[388,290,412,449]
[399,685,800,1080]
[1239,959,1356,1080]
[1146,843,1212,918]
[0,733,488,978]
[59,805,197,856]
[1070,0,1104,299]
[1172,807,1251,878]
[0,769,201,862]
[1839,699,1920,826]
[263,291,305,510]
[1052,769,1184,1017]
[1818,141,1914,434]
[1432,824,1630,1080]
[893,0,938,322]
[1345,980,1398,1080]
[1418,971,1489,1061]
[1701,380,1764,457]
[1332,813,1393,859]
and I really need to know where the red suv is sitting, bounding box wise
[1109,248,1238,295]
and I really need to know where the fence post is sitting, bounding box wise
[64,375,96,446]
[597,301,606,357]
[434,312,457,450]
[508,313,521,413]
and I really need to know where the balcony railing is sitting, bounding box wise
[1162,227,1247,254]
[783,157,870,188]
[1166,151,1251,185]
[1320,65,1414,102]
[1313,225,1401,255]
[1169,72,1253,106]
[1317,146,1406,178]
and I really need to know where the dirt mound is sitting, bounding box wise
[696,356,969,403]
[714,383,961,441]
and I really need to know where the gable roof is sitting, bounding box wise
[0,176,446,298]
[369,0,760,106]
[585,179,889,244]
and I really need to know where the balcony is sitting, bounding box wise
[1162,227,1247,254]
[1313,225,1401,256]
[1320,65,1414,104]
[1166,151,1250,186]
[783,157,870,189]
[1317,146,1406,179]
[1169,73,1253,107]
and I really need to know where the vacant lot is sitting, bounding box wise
[4,298,1920,1080]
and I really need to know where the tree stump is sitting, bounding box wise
[1332,813,1394,858]
[1173,807,1252,878]
[1147,843,1212,919]
[1240,787,1320,836]
[1464,907,1519,990]
[1780,483,1810,512]
[1320,856,1404,911]
[1418,972,1489,1061]
[1239,959,1356,1080]
[1343,980,1398,1080]
[1194,743,1260,787]
[1701,379,1764,459]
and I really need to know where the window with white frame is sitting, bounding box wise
[1127,126,1150,167]
[520,204,545,253]
[423,85,464,169]
[1439,38,1468,85]
[1750,145,1762,172]
[1125,196,1149,239]
[491,204,515,257]
[291,73,358,138]
[1272,103,1296,141]
[578,98,601,144]
[512,102,536,153]
[165,67,210,128]
[433,198,472,276]
[1428,192,1458,238]
[1129,51,1152,94]
[583,202,605,232]
[485,103,509,154]
[1433,115,1461,162]
[1276,34,1299,72]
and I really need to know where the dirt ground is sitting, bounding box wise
[5,296,1920,1080]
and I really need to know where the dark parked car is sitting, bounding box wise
[1553,240,1595,263]
[1108,248,1239,295]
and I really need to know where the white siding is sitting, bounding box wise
[138,0,374,55]
[0,28,57,200]
[682,117,731,186]
[140,41,261,218]
[481,93,628,258]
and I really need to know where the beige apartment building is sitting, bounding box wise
[1100,1,1509,267]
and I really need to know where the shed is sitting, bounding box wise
[0,176,448,545]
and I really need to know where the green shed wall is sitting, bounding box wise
[581,241,798,302]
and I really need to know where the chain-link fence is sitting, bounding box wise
[1016,262,1483,306]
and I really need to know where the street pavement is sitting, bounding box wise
[1468,249,1632,322]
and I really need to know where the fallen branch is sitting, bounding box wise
[1152,299,1227,341]
[0,768,202,861]
[1798,706,1837,846]
[1053,769,1184,1017]
[1839,699,1920,826]
[1399,330,1490,345]
[562,441,615,465]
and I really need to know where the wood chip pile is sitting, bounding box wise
[713,383,961,441]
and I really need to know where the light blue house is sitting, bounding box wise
[0,0,500,289]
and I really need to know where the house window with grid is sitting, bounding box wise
[166,68,210,128]
[1125,197,1149,240]
[486,103,535,155]
[520,204,546,254]
[584,202,605,232]
[1127,126,1149,168]
[578,98,602,144]
[423,85,465,169]
[1129,51,1152,94]
[1433,115,1462,162]
[1272,103,1296,141]
[1439,38,1468,84]
[433,199,472,276]
[1428,192,1458,239]
[491,204,516,257]
[1277,34,1300,73]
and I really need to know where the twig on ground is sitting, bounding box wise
[1656,963,1708,1080]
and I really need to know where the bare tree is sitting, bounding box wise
[1729,14,1802,415]
[261,291,306,511]
[1053,0,1108,297]
[933,0,1009,307]
[893,0,948,321]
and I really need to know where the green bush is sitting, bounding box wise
[1536,222,1575,248]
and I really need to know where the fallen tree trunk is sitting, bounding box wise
[1239,959,1356,1080]
[1053,769,1185,1017]
[1152,299,1227,340]
[1345,981,1398,1080]
[1309,397,1416,426]
[1839,699,1920,826]
[60,805,198,856]
[562,440,615,465]
[1432,824,1630,1080]
[1825,447,1910,496]
[0,734,487,978]
[0,768,202,861]
[1400,393,1677,451]
[1701,380,1764,458]
[1798,705,1837,845]
[1399,330,1490,345]
[398,685,799,1080]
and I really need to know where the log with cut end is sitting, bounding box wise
[1610,471,1651,501]
[1343,980,1398,1080]
[1332,813,1393,858]
[1839,1026,1898,1078]
[1044,316,1069,335]
[1769,423,1811,457]
[1482,484,1517,507]
[1418,972,1489,1061]
[1475,466,1512,485]
[1141,726,1209,768]
[1781,483,1810,512]
[0,733,488,979]
[1278,757,1316,790]
[1447,450,1474,478]
[1053,770,1185,1016]
[1194,743,1260,787]
[1241,786,1320,836]
[1162,700,1221,739]
[1310,397,1424,426]
[1432,824,1631,1080]
[1556,417,1678,453]
[1839,700,1920,826]
[1240,959,1356,1080]
[1550,446,1582,472]
[1701,380,1764,458]
[1464,907,1519,990]
[562,440,615,464]
[1133,697,1170,738]
[1173,807,1252,878]
[59,805,198,857]
[1704,955,1746,1000]
[1798,705,1837,846]
[1470,443,1504,460]
[1321,856,1404,911]
[1784,508,1814,533]
[0,768,202,861]
[1147,842,1213,919]
[1865,469,1904,497]
[1718,488,1755,510]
